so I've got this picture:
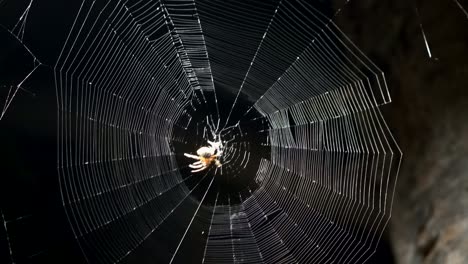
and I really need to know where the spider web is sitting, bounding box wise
[51,0,402,263]
[0,0,42,121]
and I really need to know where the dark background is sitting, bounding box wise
[1,0,467,263]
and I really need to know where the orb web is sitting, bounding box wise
[55,0,402,263]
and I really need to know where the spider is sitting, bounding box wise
[184,140,222,173]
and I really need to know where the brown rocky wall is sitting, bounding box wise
[333,0,468,263]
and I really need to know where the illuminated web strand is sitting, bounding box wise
[169,170,216,264]
[1,211,14,264]
[223,0,283,129]
[452,0,468,19]
[202,192,219,263]
[0,0,42,121]
[11,0,33,41]
[163,0,221,122]
[238,0,389,118]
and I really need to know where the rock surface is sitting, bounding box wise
[333,0,468,263]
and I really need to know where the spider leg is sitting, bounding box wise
[191,166,207,173]
[184,153,200,160]
[208,140,221,149]
[189,162,204,169]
